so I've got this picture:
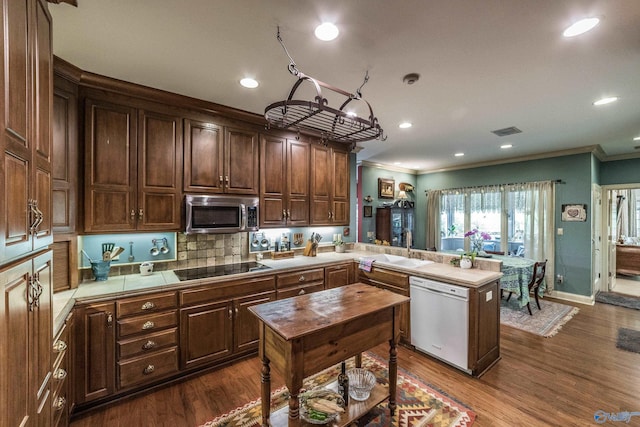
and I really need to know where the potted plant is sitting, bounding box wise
[459,252,475,269]
[334,236,345,253]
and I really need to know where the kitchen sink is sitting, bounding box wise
[360,254,434,269]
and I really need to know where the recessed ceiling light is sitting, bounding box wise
[593,96,619,106]
[399,122,412,129]
[240,78,259,88]
[454,152,464,157]
[315,23,339,41]
[500,144,513,149]
[563,17,600,37]
[634,136,640,141]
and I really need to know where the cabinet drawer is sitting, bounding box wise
[358,267,408,288]
[117,292,177,318]
[277,283,325,300]
[117,310,177,338]
[277,268,324,289]
[117,347,179,390]
[180,276,275,307]
[118,327,178,359]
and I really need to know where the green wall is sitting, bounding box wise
[416,153,594,298]
[600,157,640,185]
[358,165,418,244]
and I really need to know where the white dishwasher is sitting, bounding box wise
[409,276,470,372]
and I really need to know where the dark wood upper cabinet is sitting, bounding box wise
[309,144,350,226]
[84,98,182,232]
[184,119,258,195]
[260,134,310,227]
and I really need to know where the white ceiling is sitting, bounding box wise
[50,0,640,172]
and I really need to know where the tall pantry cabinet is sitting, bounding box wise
[1,0,55,426]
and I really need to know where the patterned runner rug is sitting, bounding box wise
[595,292,640,310]
[198,352,476,427]
[500,297,579,337]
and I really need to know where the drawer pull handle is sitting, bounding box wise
[53,368,67,380]
[142,321,155,330]
[142,340,156,350]
[53,396,66,411]
[143,364,155,375]
[52,340,67,353]
[141,301,156,310]
[298,275,305,282]
[298,288,306,295]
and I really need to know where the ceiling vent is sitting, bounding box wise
[491,126,522,137]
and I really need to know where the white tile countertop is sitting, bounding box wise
[52,247,502,337]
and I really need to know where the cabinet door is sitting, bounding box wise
[32,250,52,418]
[287,139,310,226]
[260,134,287,227]
[233,292,275,353]
[137,109,182,230]
[331,149,350,225]
[183,118,223,193]
[32,0,53,252]
[74,302,116,404]
[84,99,137,232]
[325,264,351,289]
[309,144,332,225]
[0,258,32,427]
[52,77,78,233]
[1,0,32,261]
[225,127,259,194]
[180,300,233,370]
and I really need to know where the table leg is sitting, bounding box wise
[355,352,362,368]
[261,356,271,427]
[388,338,398,416]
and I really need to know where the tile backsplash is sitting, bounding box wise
[80,233,249,280]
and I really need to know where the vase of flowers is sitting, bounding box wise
[464,228,492,254]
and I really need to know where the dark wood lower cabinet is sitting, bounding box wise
[180,300,233,369]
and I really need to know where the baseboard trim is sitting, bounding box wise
[549,290,595,305]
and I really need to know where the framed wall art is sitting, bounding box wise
[363,205,373,217]
[378,178,395,199]
[561,204,587,222]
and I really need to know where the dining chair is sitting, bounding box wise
[505,259,547,315]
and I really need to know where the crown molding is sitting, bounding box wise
[358,160,418,175]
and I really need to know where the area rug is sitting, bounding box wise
[500,297,579,337]
[198,352,476,427]
[595,292,640,310]
[616,328,640,353]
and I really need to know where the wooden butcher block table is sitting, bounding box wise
[249,283,410,426]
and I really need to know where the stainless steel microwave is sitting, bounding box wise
[185,195,259,234]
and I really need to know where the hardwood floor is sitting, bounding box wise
[70,298,640,427]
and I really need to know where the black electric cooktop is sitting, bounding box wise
[174,262,271,281]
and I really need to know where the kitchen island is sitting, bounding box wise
[249,284,409,426]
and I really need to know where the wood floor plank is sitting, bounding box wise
[70,298,640,427]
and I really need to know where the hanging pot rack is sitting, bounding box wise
[264,28,385,150]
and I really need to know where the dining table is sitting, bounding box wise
[491,254,543,307]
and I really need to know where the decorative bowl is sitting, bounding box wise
[299,388,345,424]
[346,368,376,401]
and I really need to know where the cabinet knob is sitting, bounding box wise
[219,175,223,184]
[282,209,287,219]
[287,209,291,219]
[228,308,233,320]
[142,321,155,330]
[53,368,67,380]
[225,175,229,184]
[298,275,305,282]
[53,396,66,411]
[138,208,144,219]
[52,340,67,353]
[130,209,136,220]
[106,312,113,327]
[142,340,156,350]
[141,301,156,310]
[298,288,306,295]
[143,365,155,375]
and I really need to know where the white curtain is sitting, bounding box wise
[521,181,555,292]
[426,190,441,250]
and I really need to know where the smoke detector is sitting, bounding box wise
[403,73,420,85]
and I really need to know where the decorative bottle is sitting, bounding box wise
[337,361,349,406]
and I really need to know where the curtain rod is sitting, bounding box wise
[423,179,563,193]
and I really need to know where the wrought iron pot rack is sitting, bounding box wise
[264,29,385,150]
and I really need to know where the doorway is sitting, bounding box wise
[603,184,640,297]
